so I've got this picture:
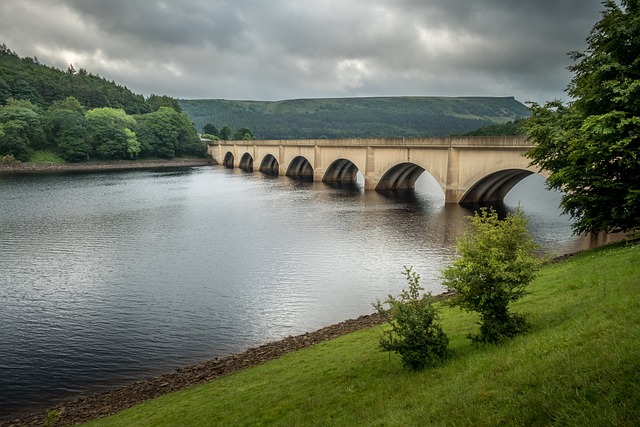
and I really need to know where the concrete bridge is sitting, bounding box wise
[206,136,543,204]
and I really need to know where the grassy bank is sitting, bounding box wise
[82,243,639,426]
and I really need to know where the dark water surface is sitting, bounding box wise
[0,166,589,417]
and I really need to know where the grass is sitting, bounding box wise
[29,150,65,164]
[83,243,639,426]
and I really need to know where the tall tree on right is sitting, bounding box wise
[525,0,640,234]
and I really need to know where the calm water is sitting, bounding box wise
[0,166,588,417]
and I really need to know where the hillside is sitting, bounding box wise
[179,96,530,139]
[0,44,150,114]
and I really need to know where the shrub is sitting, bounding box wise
[442,207,542,344]
[373,267,449,370]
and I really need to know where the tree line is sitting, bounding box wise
[0,45,205,162]
[201,123,255,141]
[0,43,152,114]
[0,97,205,162]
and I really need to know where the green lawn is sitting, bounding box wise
[83,243,640,426]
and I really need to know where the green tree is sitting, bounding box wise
[11,79,44,106]
[86,107,139,159]
[373,267,449,370]
[441,208,542,345]
[0,98,45,160]
[203,123,219,137]
[45,97,90,162]
[525,0,640,234]
[147,94,182,113]
[136,107,205,159]
[233,127,255,140]
[219,125,231,140]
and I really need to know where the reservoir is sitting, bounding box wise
[0,165,589,418]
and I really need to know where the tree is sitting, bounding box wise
[441,208,542,345]
[373,267,449,370]
[0,98,45,160]
[203,123,219,137]
[86,107,139,159]
[45,97,90,162]
[147,94,182,113]
[525,0,640,234]
[219,125,231,140]
[11,79,44,106]
[233,127,255,140]
[136,107,205,159]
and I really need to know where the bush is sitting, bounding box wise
[373,267,449,370]
[442,207,542,344]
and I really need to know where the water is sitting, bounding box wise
[0,166,587,418]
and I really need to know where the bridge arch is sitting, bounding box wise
[223,152,234,168]
[286,156,314,180]
[259,154,279,175]
[239,153,254,171]
[376,162,427,191]
[323,158,360,184]
[459,164,545,203]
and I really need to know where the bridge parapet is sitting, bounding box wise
[208,136,531,148]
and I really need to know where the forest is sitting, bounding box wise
[0,45,206,162]
[179,96,530,140]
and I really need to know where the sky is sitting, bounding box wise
[0,0,605,104]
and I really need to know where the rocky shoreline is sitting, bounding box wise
[2,313,390,427]
[0,158,214,174]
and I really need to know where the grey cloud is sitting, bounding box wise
[0,0,605,103]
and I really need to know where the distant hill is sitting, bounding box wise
[179,96,530,139]
[463,118,526,136]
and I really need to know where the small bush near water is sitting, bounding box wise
[373,267,449,370]
[442,207,543,344]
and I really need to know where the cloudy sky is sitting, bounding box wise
[0,0,604,104]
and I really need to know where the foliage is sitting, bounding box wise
[202,123,219,137]
[219,125,231,140]
[44,409,60,427]
[147,94,182,113]
[373,267,449,370]
[0,98,45,161]
[0,44,150,114]
[524,0,640,234]
[463,118,526,136]
[441,208,542,344]
[86,108,139,159]
[136,107,206,159]
[0,44,205,163]
[45,97,90,161]
[233,127,255,140]
[179,96,530,139]
[29,150,65,164]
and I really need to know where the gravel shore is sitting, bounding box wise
[0,158,213,174]
[1,313,389,427]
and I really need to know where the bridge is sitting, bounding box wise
[206,136,542,204]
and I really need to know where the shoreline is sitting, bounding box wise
[1,312,391,427]
[0,158,214,174]
[2,252,592,427]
